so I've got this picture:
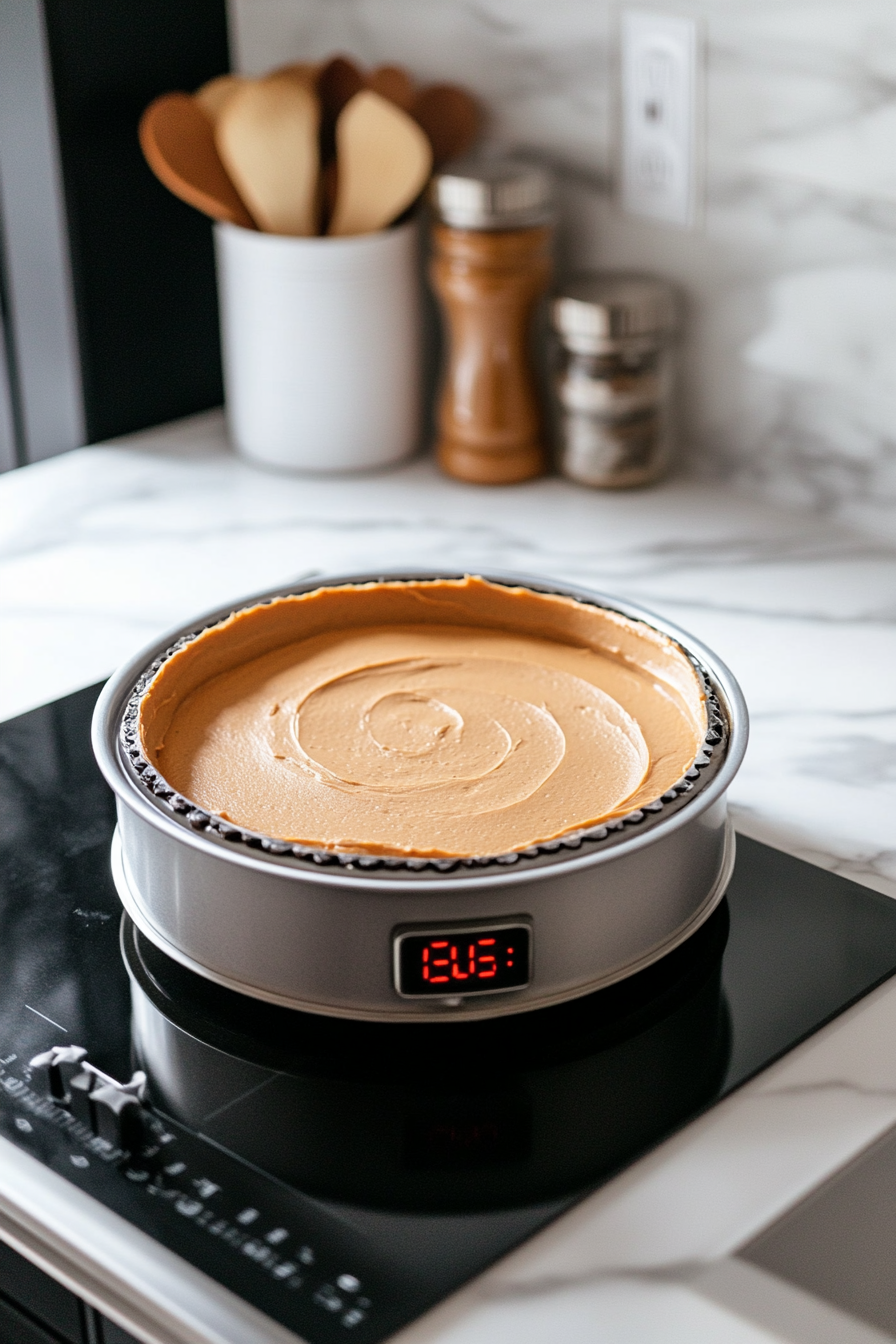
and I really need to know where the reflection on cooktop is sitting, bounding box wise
[125,903,731,1213]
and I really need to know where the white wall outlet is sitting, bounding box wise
[620,10,700,228]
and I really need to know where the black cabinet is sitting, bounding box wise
[0,1241,139,1344]
[98,1319,140,1344]
[0,0,231,467]
[0,1241,82,1343]
[0,1294,68,1344]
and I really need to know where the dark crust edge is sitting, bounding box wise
[118,589,728,876]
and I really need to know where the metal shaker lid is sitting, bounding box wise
[430,159,554,230]
[553,274,678,352]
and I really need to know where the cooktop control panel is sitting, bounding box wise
[2,1048,383,1341]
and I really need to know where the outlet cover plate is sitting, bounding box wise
[620,9,700,228]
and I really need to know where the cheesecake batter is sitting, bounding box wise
[138,576,707,857]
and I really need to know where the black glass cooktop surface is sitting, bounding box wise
[3,684,896,1344]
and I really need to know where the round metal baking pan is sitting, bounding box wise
[92,570,748,1022]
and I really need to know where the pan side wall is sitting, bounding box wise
[115,795,730,1021]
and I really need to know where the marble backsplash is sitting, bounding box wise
[231,0,896,537]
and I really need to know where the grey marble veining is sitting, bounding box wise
[231,0,896,535]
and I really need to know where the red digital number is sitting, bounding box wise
[475,937,497,978]
[419,932,520,987]
[422,940,451,985]
[448,945,469,979]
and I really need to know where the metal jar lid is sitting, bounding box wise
[553,274,678,353]
[430,159,554,230]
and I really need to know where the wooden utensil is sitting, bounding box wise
[412,84,482,167]
[139,93,256,229]
[320,159,339,234]
[215,75,320,236]
[328,89,432,237]
[368,64,415,111]
[198,65,318,124]
[316,55,366,163]
[194,73,244,123]
[267,61,320,89]
[317,55,366,115]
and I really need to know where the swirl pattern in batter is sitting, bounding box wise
[138,577,707,857]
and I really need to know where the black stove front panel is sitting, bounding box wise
[3,684,896,1343]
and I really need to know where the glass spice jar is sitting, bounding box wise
[552,274,679,488]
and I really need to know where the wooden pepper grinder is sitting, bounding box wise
[429,161,554,484]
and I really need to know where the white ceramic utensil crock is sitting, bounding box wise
[215,220,421,472]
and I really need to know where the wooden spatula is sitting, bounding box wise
[316,55,367,165]
[267,62,321,90]
[411,84,482,167]
[194,73,244,123]
[368,64,415,111]
[139,92,256,228]
[215,75,320,236]
[328,89,432,237]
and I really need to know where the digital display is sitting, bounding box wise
[394,924,531,998]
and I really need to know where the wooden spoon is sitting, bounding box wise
[266,61,320,90]
[320,159,339,235]
[411,84,482,167]
[215,75,320,235]
[328,89,432,237]
[139,92,256,229]
[194,73,244,123]
[368,64,415,111]
[317,55,367,169]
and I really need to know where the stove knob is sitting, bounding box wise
[89,1076,147,1150]
[57,1062,148,1152]
[28,1046,88,1104]
[68,1069,97,1126]
[29,1050,148,1151]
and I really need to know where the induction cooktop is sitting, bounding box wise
[3,683,896,1344]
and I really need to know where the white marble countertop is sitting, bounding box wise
[3,411,896,1342]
